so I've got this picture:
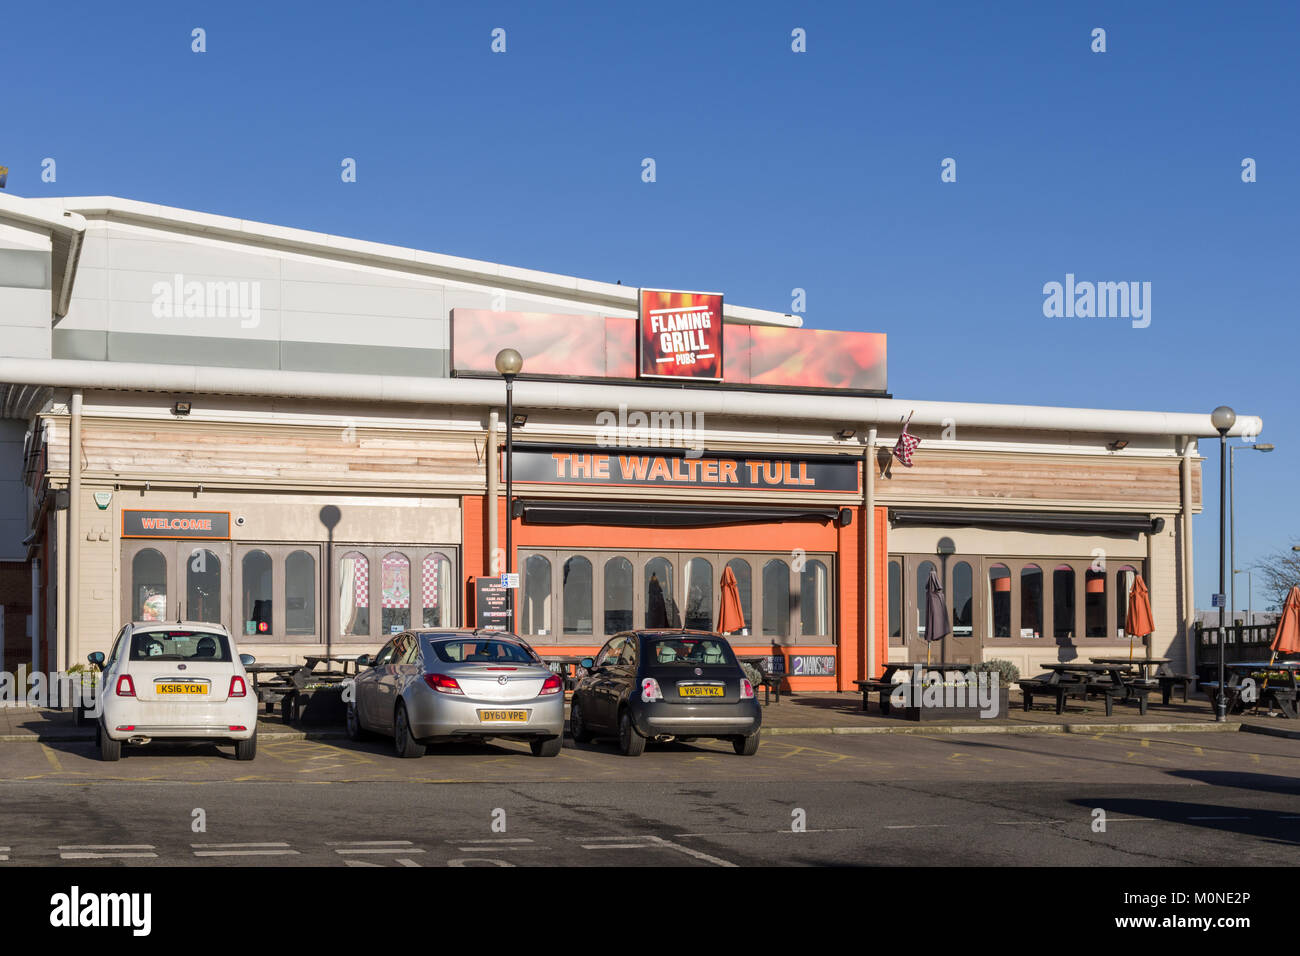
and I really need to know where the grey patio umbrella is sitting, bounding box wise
[924,569,951,664]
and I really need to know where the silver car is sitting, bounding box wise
[346,630,565,758]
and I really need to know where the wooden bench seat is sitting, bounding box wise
[1016,678,1088,715]
[1155,673,1196,705]
[854,679,895,714]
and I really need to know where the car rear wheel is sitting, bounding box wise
[235,732,257,761]
[98,722,121,762]
[530,736,562,758]
[345,702,367,741]
[618,709,645,757]
[732,733,760,756]
[394,703,424,758]
[569,699,592,743]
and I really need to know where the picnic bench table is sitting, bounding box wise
[540,655,590,692]
[1089,656,1196,705]
[1201,661,1299,719]
[1019,661,1151,716]
[245,655,363,722]
[739,658,785,704]
[854,661,974,714]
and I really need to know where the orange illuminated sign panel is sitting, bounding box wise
[638,289,723,381]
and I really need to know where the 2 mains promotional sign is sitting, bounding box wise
[511,446,859,493]
[638,288,724,381]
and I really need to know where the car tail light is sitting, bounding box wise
[228,726,246,732]
[740,679,755,700]
[115,675,136,697]
[116,725,135,731]
[229,676,247,698]
[424,673,463,695]
[641,677,663,702]
[539,673,562,696]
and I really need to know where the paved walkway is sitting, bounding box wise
[3,691,1296,742]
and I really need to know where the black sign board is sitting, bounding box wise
[471,576,513,631]
[510,445,859,494]
[122,510,231,539]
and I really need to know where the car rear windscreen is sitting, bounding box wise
[429,639,540,665]
[647,637,736,666]
[129,630,232,662]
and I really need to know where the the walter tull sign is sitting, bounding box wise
[639,288,724,381]
[512,447,858,493]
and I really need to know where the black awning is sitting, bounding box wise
[889,509,1156,536]
[515,499,850,528]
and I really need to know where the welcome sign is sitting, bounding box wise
[638,288,724,381]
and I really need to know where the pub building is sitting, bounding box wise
[0,193,1262,690]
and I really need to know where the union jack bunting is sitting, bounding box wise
[893,412,920,467]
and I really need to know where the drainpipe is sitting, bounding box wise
[65,390,82,673]
[487,410,499,583]
[1180,437,1195,672]
[31,558,40,674]
[864,428,878,680]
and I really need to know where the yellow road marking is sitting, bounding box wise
[40,746,64,773]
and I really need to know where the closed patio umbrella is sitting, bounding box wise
[924,569,950,665]
[1270,585,1300,658]
[1125,574,1155,661]
[718,566,746,635]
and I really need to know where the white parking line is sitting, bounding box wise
[575,835,736,867]
[192,843,299,858]
[326,840,414,846]
[331,840,425,856]
[59,844,157,860]
[0,847,8,861]
[449,838,541,852]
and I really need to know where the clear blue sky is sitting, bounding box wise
[4,0,1296,609]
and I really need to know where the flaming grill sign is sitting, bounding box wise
[639,288,724,380]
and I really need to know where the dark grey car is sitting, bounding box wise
[570,630,762,756]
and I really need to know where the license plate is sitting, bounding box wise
[156,683,206,695]
[478,710,529,722]
[678,685,724,698]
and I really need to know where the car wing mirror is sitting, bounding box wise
[357,654,372,668]
[239,653,256,667]
[87,651,105,671]
[579,657,595,670]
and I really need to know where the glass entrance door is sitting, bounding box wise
[121,540,231,628]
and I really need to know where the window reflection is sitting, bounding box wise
[684,557,713,631]
[604,557,633,633]
[762,559,790,638]
[132,549,168,622]
[563,555,593,635]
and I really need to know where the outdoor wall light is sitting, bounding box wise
[512,413,528,428]
[1106,439,1129,451]
[172,401,192,416]
[835,428,856,441]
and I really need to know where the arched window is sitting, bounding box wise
[645,557,678,628]
[421,552,451,628]
[888,559,902,643]
[604,557,633,634]
[186,548,222,624]
[800,559,829,637]
[286,550,316,635]
[1116,566,1138,637]
[952,561,973,637]
[522,554,552,635]
[132,548,168,621]
[339,551,369,636]
[1053,564,1076,640]
[1085,567,1107,637]
[242,550,273,636]
[563,555,593,635]
[988,564,1011,638]
[725,559,752,634]
[916,561,936,639]
[381,552,411,635]
[684,557,713,631]
[1021,564,1043,638]
[763,559,790,638]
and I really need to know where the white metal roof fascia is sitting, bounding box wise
[46,195,801,328]
[0,357,1263,440]
[0,193,87,317]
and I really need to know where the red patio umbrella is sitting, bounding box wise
[717,566,746,635]
[1270,586,1300,657]
[1125,574,1155,661]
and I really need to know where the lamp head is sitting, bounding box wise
[1210,405,1236,435]
[494,348,523,378]
[1255,443,1274,452]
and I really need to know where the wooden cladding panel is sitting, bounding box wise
[67,421,484,485]
[878,452,1187,508]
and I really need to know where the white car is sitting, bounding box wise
[89,621,259,762]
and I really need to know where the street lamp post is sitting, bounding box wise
[1233,570,1253,626]
[1229,442,1274,628]
[1211,405,1236,722]
[495,348,523,632]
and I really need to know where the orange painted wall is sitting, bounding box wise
[461,494,889,692]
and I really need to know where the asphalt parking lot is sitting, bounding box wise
[1,729,1297,866]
